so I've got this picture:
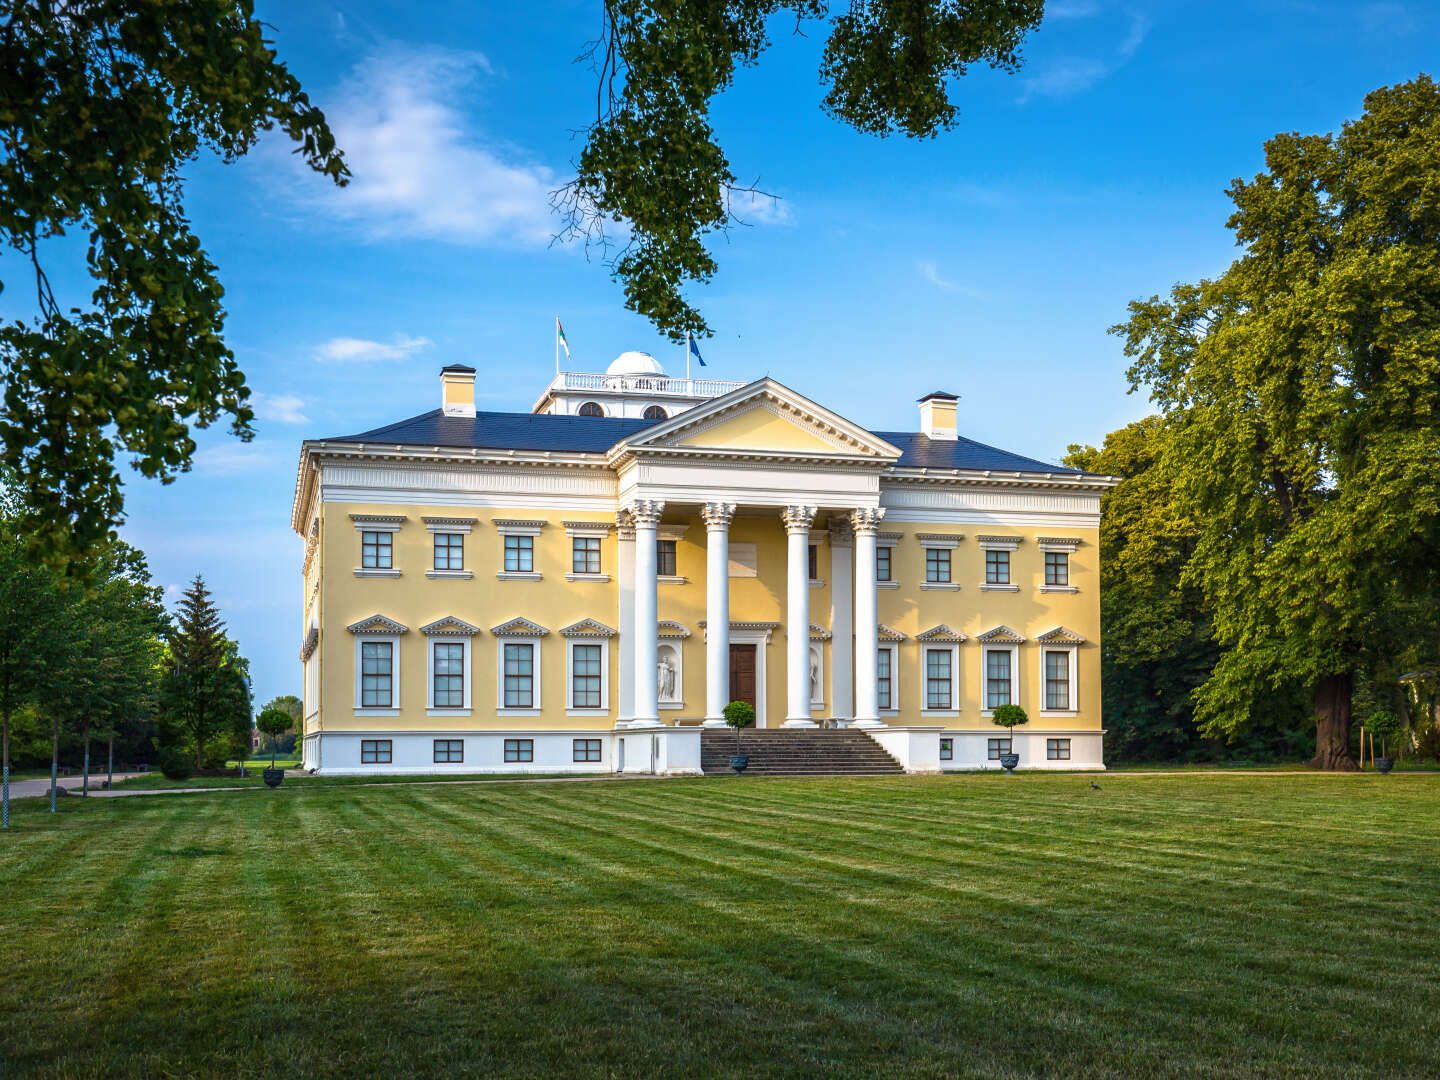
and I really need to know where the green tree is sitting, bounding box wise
[0,1,346,567]
[558,0,1044,339]
[158,576,250,771]
[263,694,302,725]
[255,707,291,769]
[1113,76,1440,770]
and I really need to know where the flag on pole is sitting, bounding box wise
[687,332,706,367]
[556,317,572,364]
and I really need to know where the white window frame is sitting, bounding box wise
[876,643,900,715]
[495,520,544,581]
[876,534,901,589]
[496,636,542,715]
[981,645,1019,716]
[807,529,827,588]
[566,638,610,714]
[564,523,612,582]
[920,642,960,716]
[424,517,476,580]
[426,635,472,716]
[353,634,401,716]
[979,536,1021,593]
[352,515,403,579]
[1039,645,1079,717]
[917,533,961,592]
[1038,538,1081,594]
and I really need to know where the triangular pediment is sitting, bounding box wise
[877,623,907,642]
[917,623,966,643]
[559,618,617,638]
[420,616,482,636]
[616,379,901,460]
[977,624,1026,644]
[346,614,408,635]
[1037,625,1086,645]
[490,617,549,637]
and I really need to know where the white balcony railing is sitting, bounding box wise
[549,372,744,398]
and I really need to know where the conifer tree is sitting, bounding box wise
[159,576,250,771]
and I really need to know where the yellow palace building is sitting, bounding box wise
[291,352,1117,775]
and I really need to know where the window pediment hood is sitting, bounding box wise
[917,624,967,643]
[559,618,617,638]
[1037,626,1086,645]
[977,625,1026,644]
[491,617,550,637]
[608,378,902,465]
[420,616,482,636]
[346,614,408,635]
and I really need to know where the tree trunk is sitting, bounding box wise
[50,715,59,813]
[82,722,90,797]
[107,732,114,791]
[1310,672,1358,771]
[3,708,10,829]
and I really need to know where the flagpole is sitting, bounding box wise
[685,331,691,383]
[555,316,560,377]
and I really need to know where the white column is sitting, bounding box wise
[851,507,885,728]
[701,502,736,726]
[782,505,818,727]
[615,511,636,723]
[828,520,854,723]
[629,500,665,727]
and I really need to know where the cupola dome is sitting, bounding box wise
[606,351,665,377]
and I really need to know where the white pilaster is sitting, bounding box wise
[615,510,636,722]
[629,500,665,727]
[851,507,885,728]
[829,520,854,723]
[782,505,818,728]
[701,502,736,726]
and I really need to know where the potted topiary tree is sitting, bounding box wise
[724,700,756,775]
[990,704,1028,774]
[255,707,293,788]
[1368,709,1400,774]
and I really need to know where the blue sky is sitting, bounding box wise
[14,0,1437,708]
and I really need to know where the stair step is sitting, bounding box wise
[700,729,904,777]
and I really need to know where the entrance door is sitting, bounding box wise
[729,644,758,716]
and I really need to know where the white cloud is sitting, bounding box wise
[1047,1,1102,17]
[313,334,432,364]
[251,392,309,425]
[1018,13,1149,102]
[728,187,794,226]
[192,440,292,477]
[277,46,556,246]
[916,260,987,298]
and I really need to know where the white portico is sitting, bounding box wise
[608,379,903,730]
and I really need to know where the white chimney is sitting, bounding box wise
[918,391,958,440]
[440,364,477,418]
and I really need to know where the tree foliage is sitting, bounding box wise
[1113,76,1440,770]
[0,0,347,566]
[558,0,1044,339]
[158,575,250,770]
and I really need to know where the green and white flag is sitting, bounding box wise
[555,316,572,364]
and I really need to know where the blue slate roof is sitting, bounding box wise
[329,409,1080,474]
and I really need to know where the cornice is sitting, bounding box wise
[657,620,691,639]
[877,623,907,642]
[977,625,1026,645]
[491,617,550,637]
[1037,626,1087,645]
[917,624,967,643]
[346,614,409,635]
[882,467,1120,492]
[419,616,483,636]
[559,618,618,639]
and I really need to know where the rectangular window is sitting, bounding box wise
[503,643,534,707]
[808,544,818,581]
[876,648,893,710]
[985,650,1012,709]
[876,546,892,582]
[1044,551,1069,586]
[360,641,393,707]
[361,739,392,764]
[657,538,677,577]
[571,644,602,708]
[361,531,392,569]
[505,738,534,763]
[987,737,1012,760]
[432,642,464,708]
[985,549,1010,584]
[939,737,953,762]
[1045,651,1071,710]
[925,648,952,709]
[573,738,602,763]
[572,536,601,575]
[433,739,463,763]
[925,548,951,583]
[1047,738,1072,761]
[433,533,464,571]
[504,535,533,572]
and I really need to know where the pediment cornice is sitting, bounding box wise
[559,618,617,638]
[1037,626,1086,645]
[491,617,550,637]
[346,614,409,635]
[917,624,967,643]
[420,616,483,636]
[977,624,1026,645]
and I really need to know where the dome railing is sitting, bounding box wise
[550,372,744,398]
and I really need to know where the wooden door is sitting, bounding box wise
[729,644,757,712]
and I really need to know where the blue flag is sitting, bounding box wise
[689,334,706,367]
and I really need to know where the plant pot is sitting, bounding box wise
[1375,756,1395,775]
[262,767,285,788]
[729,754,749,775]
[999,752,1020,774]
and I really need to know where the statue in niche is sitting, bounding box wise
[810,648,821,703]
[657,651,677,701]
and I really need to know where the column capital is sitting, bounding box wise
[828,520,854,546]
[849,507,886,535]
[615,508,635,540]
[781,505,817,534]
[700,502,737,530]
[627,499,666,528]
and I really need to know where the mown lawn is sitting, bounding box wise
[2,774,1436,1078]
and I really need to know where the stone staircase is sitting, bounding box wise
[700,728,905,777]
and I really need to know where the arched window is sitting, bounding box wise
[577,401,605,417]
[642,405,668,421]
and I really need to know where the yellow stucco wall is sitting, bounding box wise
[677,410,843,453]
[311,501,1100,735]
